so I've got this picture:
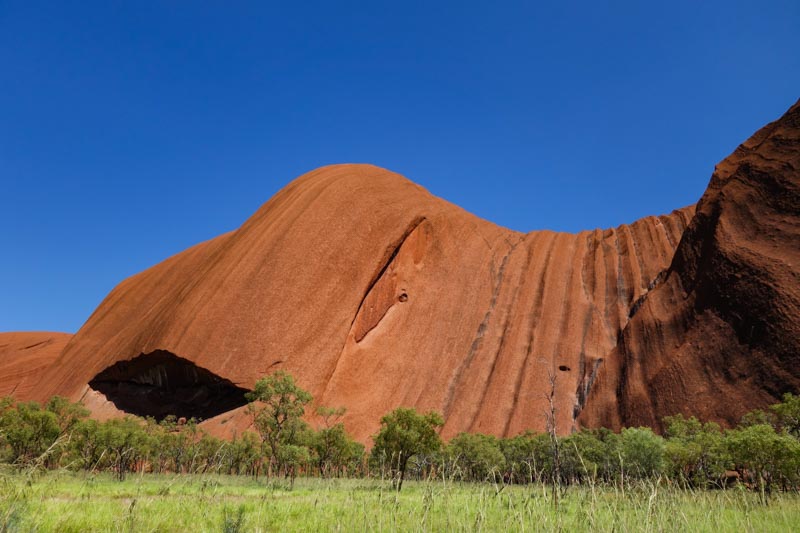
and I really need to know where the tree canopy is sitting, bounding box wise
[371,407,443,491]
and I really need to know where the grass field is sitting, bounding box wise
[1,471,799,532]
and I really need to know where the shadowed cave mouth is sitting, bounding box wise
[88,350,250,421]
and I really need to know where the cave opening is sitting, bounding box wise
[88,350,250,421]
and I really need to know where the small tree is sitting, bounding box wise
[278,444,311,488]
[45,396,90,433]
[446,432,506,482]
[245,371,312,476]
[69,418,102,471]
[0,400,61,466]
[561,428,621,484]
[770,393,800,438]
[311,407,363,478]
[620,427,665,480]
[726,423,800,501]
[226,432,262,476]
[97,417,150,480]
[663,414,728,487]
[499,431,553,484]
[371,407,443,491]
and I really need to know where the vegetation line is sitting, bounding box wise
[1,373,799,500]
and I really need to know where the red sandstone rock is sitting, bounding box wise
[0,332,72,398]
[6,99,798,443]
[578,99,800,432]
[22,164,693,442]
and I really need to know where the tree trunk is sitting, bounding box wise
[398,457,409,492]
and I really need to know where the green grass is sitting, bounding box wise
[1,471,799,532]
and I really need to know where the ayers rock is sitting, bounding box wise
[4,99,799,443]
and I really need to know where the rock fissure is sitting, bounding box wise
[349,216,427,335]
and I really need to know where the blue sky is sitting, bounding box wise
[2,1,798,333]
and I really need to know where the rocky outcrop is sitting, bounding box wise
[24,162,693,442]
[578,99,800,432]
[11,99,799,443]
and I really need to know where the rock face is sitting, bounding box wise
[10,99,799,443]
[0,332,72,398]
[579,99,800,432]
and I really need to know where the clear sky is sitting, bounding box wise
[2,1,798,333]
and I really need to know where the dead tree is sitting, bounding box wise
[544,365,562,511]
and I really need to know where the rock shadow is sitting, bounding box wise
[88,350,249,421]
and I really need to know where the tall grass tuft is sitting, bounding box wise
[221,504,247,533]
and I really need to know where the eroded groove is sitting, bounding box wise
[349,216,427,331]
[676,207,693,232]
[575,235,598,422]
[503,233,558,436]
[627,224,650,292]
[646,217,672,265]
[573,314,593,422]
[321,216,428,399]
[467,237,535,431]
[22,340,50,350]
[657,216,677,249]
[613,228,630,328]
[443,238,521,418]
[553,237,579,364]
[549,236,580,430]
[599,231,618,340]
[581,231,599,304]
[574,358,604,419]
